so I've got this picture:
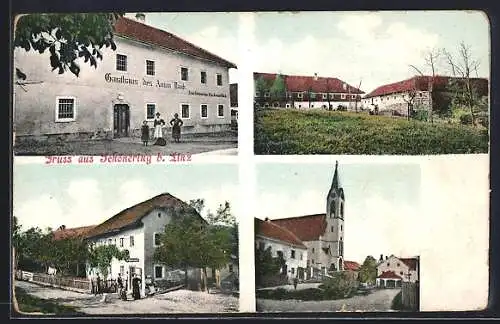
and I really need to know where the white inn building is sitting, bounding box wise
[13,14,237,141]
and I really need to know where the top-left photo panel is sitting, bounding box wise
[12,12,239,156]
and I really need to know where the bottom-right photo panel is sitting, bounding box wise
[254,160,422,313]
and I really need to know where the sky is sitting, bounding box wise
[125,11,490,93]
[13,163,239,231]
[255,162,422,264]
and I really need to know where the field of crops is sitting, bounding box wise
[254,108,489,155]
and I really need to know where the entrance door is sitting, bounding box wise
[114,104,130,137]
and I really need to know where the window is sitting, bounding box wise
[216,73,223,86]
[387,262,390,266]
[154,233,161,246]
[180,67,189,81]
[181,104,190,119]
[130,236,135,247]
[146,104,156,120]
[331,226,334,232]
[264,92,270,98]
[56,97,76,122]
[312,259,315,265]
[341,225,343,231]
[146,60,155,76]
[300,252,303,260]
[311,104,314,108]
[255,91,260,97]
[116,54,127,71]
[119,238,124,247]
[291,268,295,274]
[322,93,327,99]
[229,264,234,273]
[158,212,161,218]
[258,242,265,250]
[329,93,335,99]
[341,93,346,99]
[155,266,163,279]
[312,248,315,253]
[108,239,112,245]
[201,71,207,84]
[297,92,303,99]
[351,95,356,99]
[397,263,400,267]
[217,104,224,118]
[120,265,124,275]
[310,92,316,99]
[201,104,208,118]
[291,250,296,259]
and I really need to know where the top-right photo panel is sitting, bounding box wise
[252,11,490,155]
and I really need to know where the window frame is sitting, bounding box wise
[146,103,156,120]
[297,92,303,99]
[116,53,128,72]
[200,104,208,119]
[217,104,225,118]
[216,73,223,86]
[55,96,77,122]
[119,237,124,248]
[180,103,191,119]
[145,59,155,76]
[153,232,162,247]
[341,93,346,99]
[129,235,135,247]
[200,71,207,84]
[154,265,164,279]
[180,67,189,81]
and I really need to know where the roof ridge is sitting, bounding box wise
[255,218,306,248]
[270,213,326,221]
[117,17,236,68]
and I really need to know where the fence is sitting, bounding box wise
[15,270,92,293]
[401,281,420,311]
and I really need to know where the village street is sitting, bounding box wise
[14,133,237,156]
[15,281,239,314]
[256,288,401,312]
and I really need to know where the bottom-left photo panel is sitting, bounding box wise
[12,160,240,316]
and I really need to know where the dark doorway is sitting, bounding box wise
[114,104,130,137]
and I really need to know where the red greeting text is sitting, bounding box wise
[45,156,72,164]
[169,152,192,162]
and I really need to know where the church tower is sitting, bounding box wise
[325,161,345,271]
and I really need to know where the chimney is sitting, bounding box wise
[379,254,384,262]
[385,256,388,260]
[313,73,318,81]
[135,12,146,23]
[264,217,270,221]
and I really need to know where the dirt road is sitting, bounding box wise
[256,288,401,312]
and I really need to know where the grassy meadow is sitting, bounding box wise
[254,108,489,155]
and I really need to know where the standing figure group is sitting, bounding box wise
[142,112,184,146]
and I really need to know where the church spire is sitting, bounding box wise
[328,161,341,197]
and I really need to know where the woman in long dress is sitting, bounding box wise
[153,113,165,140]
[132,274,141,300]
[169,113,184,143]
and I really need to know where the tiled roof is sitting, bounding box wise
[114,17,237,69]
[378,270,402,280]
[254,72,364,94]
[364,75,489,98]
[85,193,199,239]
[255,218,307,249]
[53,225,96,241]
[399,257,418,271]
[270,214,327,242]
[344,260,361,271]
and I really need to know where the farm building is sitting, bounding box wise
[254,72,364,110]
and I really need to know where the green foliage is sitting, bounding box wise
[319,272,358,299]
[391,291,403,311]
[270,74,286,102]
[358,256,378,284]
[13,225,54,272]
[154,203,235,292]
[255,76,268,97]
[254,109,488,154]
[411,106,429,122]
[255,246,283,285]
[88,244,129,277]
[14,13,123,77]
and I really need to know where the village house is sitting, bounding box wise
[375,254,419,288]
[361,75,489,117]
[13,13,237,142]
[253,72,364,110]
[255,161,346,280]
[53,193,237,297]
[254,217,308,280]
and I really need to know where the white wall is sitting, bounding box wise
[14,34,233,137]
[255,235,307,279]
[377,255,418,283]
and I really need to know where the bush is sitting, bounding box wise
[254,109,488,155]
[412,110,429,122]
[391,291,403,311]
[321,272,358,299]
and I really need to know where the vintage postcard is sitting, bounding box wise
[12,162,240,315]
[252,156,488,312]
[12,13,238,157]
[250,11,490,155]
